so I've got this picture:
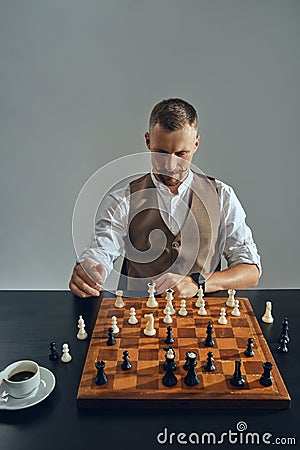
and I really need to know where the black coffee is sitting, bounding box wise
[8,370,35,382]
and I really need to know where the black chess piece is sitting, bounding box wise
[204,351,215,372]
[163,348,176,371]
[204,321,215,347]
[183,352,191,371]
[165,325,175,344]
[279,317,290,343]
[230,360,245,387]
[277,336,289,353]
[121,350,132,370]
[184,352,200,386]
[162,354,177,387]
[106,327,116,346]
[260,361,273,387]
[49,341,59,361]
[244,338,255,357]
[95,360,108,385]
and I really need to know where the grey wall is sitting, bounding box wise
[0,0,299,290]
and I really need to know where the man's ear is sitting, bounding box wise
[145,131,151,149]
[194,134,200,152]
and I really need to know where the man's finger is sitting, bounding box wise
[71,272,101,297]
[76,262,103,286]
[69,280,92,298]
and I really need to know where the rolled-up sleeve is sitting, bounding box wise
[218,182,262,276]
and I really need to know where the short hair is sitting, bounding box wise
[149,98,198,132]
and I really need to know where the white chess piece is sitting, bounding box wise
[197,298,207,316]
[218,307,227,325]
[146,281,158,308]
[231,299,240,316]
[226,289,236,307]
[111,316,119,333]
[163,306,173,324]
[128,307,138,325]
[178,299,188,316]
[262,301,274,323]
[77,315,88,340]
[114,290,124,308]
[195,286,204,307]
[61,343,72,363]
[164,289,175,315]
[143,313,156,336]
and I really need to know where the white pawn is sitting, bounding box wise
[262,301,274,323]
[144,313,156,336]
[195,286,204,307]
[163,306,173,324]
[61,343,72,363]
[164,289,175,315]
[197,298,207,316]
[115,290,124,308]
[231,299,240,316]
[128,307,138,325]
[178,299,188,316]
[218,307,227,325]
[226,289,236,307]
[111,316,119,334]
[146,281,158,308]
[77,315,88,340]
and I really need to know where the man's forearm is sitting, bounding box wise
[205,264,260,293]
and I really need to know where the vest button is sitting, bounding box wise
[172,241,180,248]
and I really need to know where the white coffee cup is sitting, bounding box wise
[0,360,40,399]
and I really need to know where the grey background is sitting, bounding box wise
[0,0,299,290]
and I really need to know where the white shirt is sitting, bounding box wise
[78,170,262,279]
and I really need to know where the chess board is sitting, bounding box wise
[76,296,291,409]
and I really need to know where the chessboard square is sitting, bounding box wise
[98,348,118,361]
[121,326,140,337]
[232,327,256,338]
[198,348,220,360]
[177,328,196,338]
[202,373,225,388]
[195,318,211,327]
[243,361,263,374]
[137,375,159,390]
[214,327,234,338]
[119,337,139,348]
[159,318,177,328]
[117,348,138,361]
[200,360,223,374]
[177,316,197,327]
[125,300,143,310]
[177,338,198,348]
[217,338,237,349]
[209,308,221,318]
[230,318,248,327]
[138,337,158,348]
[137,360,159,372]
[113,373,137,390]
[106,309,124,319]
[138,348,159,360]
[219,349,241,361]
[236,337,254,349]
[158,327,178,339]
[180,375,204,390]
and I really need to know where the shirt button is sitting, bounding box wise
[244,240,250,245]
[172,241,180,248]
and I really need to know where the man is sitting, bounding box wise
[69,98,261,298]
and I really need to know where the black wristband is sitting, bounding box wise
[190,272,206,293]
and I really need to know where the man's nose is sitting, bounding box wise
[165,154,177,172]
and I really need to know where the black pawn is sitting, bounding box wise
[95,360,108,385]
[277,336,289,353]
[204,351,215,372]
[244,338,255,357]
[165,326,175,344]
[106,327,116,346]
[121,350,132,370]
[163,348,176,371]
[230,360,245,387]
[184,353,200,386]
[49,341,59,361]
[279,317,290,343]
[162,355,177,387]
[260,362,273,387]
[183,352,191,371]
[204,321,215,347]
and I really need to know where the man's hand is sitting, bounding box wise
[154,273,198,298]
[69,259,106,298]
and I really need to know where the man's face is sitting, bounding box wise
[145,123,200,187]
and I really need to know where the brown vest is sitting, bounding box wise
[123,172,221,289]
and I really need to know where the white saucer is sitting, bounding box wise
[0,366,56,410]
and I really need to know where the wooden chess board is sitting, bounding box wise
[76,296,291,409]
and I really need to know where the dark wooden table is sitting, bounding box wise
[0,290,299,450]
